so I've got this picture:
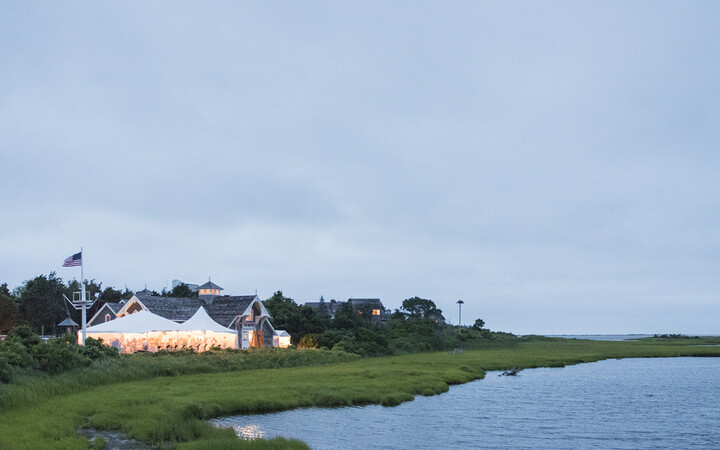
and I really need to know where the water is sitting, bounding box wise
[211,358,720,449]
[544,334,654,341]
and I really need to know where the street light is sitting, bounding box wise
[456,300,464,327]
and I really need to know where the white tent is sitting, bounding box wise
[84,310,180,333]
[179,306,236,333]
[176,306,238,349]
[81,307,238,353]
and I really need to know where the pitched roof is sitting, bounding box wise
[134,294,203,322]
[348,298,385,308]
[58,317,79,327]
[198,281,223,291]
[206,295,258,327]
[104,302,125,313]
[132,293,265,328]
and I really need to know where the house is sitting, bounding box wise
[304,297,390,325]
[87,301,127,327]
[90,281,286,349]
[348,298,390,324]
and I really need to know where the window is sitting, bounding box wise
[372,309,381,316]
[105,314,111,322]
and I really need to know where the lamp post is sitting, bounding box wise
[456,300,464,327]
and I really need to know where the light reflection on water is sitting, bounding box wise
[233,424,265,440]
[211,358,720,449]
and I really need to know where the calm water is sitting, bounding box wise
[212,357,720,449]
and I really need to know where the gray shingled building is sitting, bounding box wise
[89,281,279,348]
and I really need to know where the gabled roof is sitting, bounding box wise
[88,302,124,326]
[198,281,223,291]
[104,302,125,313]
[127,294,269,328]
[132,294,203,322]
[207,295,264,327]
[348,298,385,308]
[135,288,154,295]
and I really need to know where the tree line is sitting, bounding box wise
[263,291,515,356]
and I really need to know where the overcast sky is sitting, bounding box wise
[1,1,719,334]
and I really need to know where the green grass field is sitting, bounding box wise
[1,337,719,449]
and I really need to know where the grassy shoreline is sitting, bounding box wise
[1,337,719,449]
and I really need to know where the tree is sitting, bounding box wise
[472,319,486,330]
[400,297,441,319]
[316,296,331,319]
[332,301,363,330]
[262,291,324,344]
[0,283,18,333]
[98,286,134,303]
[166,283,197,298]
[16,273,68,334]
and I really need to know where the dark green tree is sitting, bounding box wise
[16,273,68,334]
[332,302,363,330]
[316,296,331,320]
[400,297,441,319]
[166,283,198,298]
[0,283,19,333]
[472,319,486,330]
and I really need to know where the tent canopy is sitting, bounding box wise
[179,306,236,333]
[85,309,180,333]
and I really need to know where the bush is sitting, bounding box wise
[0,340,36,369]
[0,354,12,383]
[298,334,321,349]
[30,338,90,375]
[80,337,120,360]
[6,325,42,348]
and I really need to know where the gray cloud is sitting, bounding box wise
[2,1,719,334]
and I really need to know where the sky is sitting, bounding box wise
[1,1,719,335]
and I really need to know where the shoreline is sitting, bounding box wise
[2,337,720,449]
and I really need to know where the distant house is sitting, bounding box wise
[93,281,288,349]
[304,297,390,325]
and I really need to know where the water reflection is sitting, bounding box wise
[233,424,265,440]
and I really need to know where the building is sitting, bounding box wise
[87,281,289,349]
[87,301,127,327]
[304,297,390,325]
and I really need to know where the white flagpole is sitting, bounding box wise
[80,246,87,346]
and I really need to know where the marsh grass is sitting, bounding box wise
[1,337,719,449]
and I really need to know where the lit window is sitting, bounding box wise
[105,314,111,322]
[372,309,381,316]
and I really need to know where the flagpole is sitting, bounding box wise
[80,246,87,346]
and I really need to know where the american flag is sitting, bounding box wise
[62,252,82,267]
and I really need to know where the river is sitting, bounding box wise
[211,357,720,449]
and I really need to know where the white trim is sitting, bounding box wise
[116,296,149,317]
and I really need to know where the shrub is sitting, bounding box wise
[30,338,90,375]
[80,337,120,360]
[298,334,321,349]
[6,325,42,348]
[0,354,12,383]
